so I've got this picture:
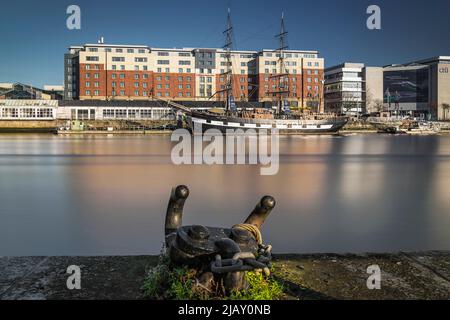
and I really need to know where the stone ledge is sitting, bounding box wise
[0,251,449,300]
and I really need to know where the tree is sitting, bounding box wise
[442,103,450,121]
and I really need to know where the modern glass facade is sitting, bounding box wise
[383,67,429,104]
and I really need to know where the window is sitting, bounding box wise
[127,49,134,53]
[85,90,91,95]
[178,92,183,97]
[116,48,123,53]
[94,90,99,96]
[178,76,183,81]
[94,73,99,79]
[135,66,139,71]
[134,82,139,87]
[135,57,147,62]
[112,57,125,62]
[156,76,162,81]
[85,74,90,79]
[179,60,191,65]
[120,90,125,96]
[88,48,98,52]
[112,82,116,87]
[94,82,99,87]
[120,82,125,87]
[143,66,148,71]
[134,90,139,96]
[143,74,149,79]
[186,76,191,81]
[112,65,117,70]
[157,60,170,65]
[157,84,162,89]
[178,84,183,89]
[85,82,90,87]
[179,52,190,57]
[186,68,191,73]
[165,76,170,81]
[186,84,191,89]
[165,68,170,73]
[120,74,125,79]
[120,65,125,70]
[143,83,148,88]
[178,68,183,73]
[207,77,212,83]
[165,84,170,89]
[186,92,191,97]
[134,74,139,79]
[86,56,99,61]
[138,49,146,54]
[158,52,169,56]
[157,68,162,73]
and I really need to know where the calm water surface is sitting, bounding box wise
[1,133,450,256]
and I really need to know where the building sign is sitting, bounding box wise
[439,67,449,74]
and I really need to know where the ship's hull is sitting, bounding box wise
[186,112,348,134]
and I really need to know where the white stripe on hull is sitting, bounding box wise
[190,117,340,132]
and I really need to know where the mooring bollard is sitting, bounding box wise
[164,185,276,293]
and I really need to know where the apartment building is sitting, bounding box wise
[324,63,365,115]
[65,43,324,110]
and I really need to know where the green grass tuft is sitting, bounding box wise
[143,248,284,300]
[228,271,284,300]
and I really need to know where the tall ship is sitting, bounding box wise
[165,10,348,134]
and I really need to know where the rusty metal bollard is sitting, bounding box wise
[164,185,276,294]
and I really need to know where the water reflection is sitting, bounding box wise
[0,134,449,255]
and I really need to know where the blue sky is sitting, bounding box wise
[1,0,450,88]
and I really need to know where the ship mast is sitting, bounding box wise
[269,12,290,114]
[220,8,234,113]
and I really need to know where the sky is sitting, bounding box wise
[1,0,450,88]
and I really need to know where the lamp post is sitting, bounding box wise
[385,88,391,116]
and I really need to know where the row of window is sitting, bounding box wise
[263,52,317,58]
[86,47,317,59]
[0,108,54,118]
[88,47,147,54]
[156,76,192,81]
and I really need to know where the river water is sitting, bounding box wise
[1,133,449,256]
